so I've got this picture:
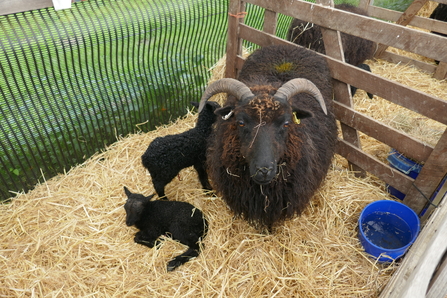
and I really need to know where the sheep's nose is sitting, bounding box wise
[259,167,272,176]
[253,166,275,185]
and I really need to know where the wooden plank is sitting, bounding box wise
[427,242,447,298]
[398,215,447,297]
[316,0,365,175]
[434,61,447,80]
[367,6,447,35]
[263,9,277,35]
[333,101,434,162]
[397,214,447,297]
[336,138,414,194]
[235,55,245,71]
[358,0,371,11]
[375,0,430,57]
[324,57,447,125]
[379,51,437,73]
[393,0,429,26]
[243,0,447,62]
[238,24,447,125]
[380,196,447,297]
[405,130,447,213]
[421,176,447,222]
[0,0,53,15]
[225,0,246,79]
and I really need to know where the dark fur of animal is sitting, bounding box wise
[287,3,376,98]
[429,3,447,64]
[141,101,220,199]
[203,44,338,230]
[123,186,208,272]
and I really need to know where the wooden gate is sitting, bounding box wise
[225,0,447,219]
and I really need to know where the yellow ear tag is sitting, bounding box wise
[293,112,300,124]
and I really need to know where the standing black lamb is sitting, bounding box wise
[287,3,376,98]
[123,186,208,272]
[141,101,220,199]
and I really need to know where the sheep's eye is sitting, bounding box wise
[284,121,290,128]
[238,120,245,127]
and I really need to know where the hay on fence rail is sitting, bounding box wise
[1,40,446,297]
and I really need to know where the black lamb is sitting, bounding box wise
[123,186,208,272]
[141,101,220,199]
[287,3,376,98]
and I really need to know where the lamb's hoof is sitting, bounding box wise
[167,259,182,272]
[134,233,155,248]
[203,189,216,197]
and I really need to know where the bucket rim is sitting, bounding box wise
[358,200,420,253]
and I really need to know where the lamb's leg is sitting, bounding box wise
[351,63,374,99]
[152,180,168,200]
[166,247,200,272]
[134,231,161,248]
[193,163,212,193]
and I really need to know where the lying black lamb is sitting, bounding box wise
[142,101,220,200]
[123,186,208,272]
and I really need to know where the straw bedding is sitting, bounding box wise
[1,11,446,298]
[0,115,397,297]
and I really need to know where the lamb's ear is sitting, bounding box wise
[145,194,156,201]
[123,186,132,198]
[215,106,234,120]
[205,101,221,112]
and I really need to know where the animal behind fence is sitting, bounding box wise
[287,3,376,98]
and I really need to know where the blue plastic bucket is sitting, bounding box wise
[386,149,422,200]
[358,200,420,262]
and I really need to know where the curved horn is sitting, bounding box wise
[198,78,254,112]
[274,78,327,115]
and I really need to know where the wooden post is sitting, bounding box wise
[404,129,447,214]
[316,0,366,176]
[358,0,371,12]
[263,9,278,35]
[434,61,447,80]
[226,0,246,79]
[421,175,447,223]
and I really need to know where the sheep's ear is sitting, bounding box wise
[215,106,234,120]
[190,101,199,109]
[123,186,132,198]
[291,107,313,120]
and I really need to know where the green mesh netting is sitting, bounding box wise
[0,0,294,200]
